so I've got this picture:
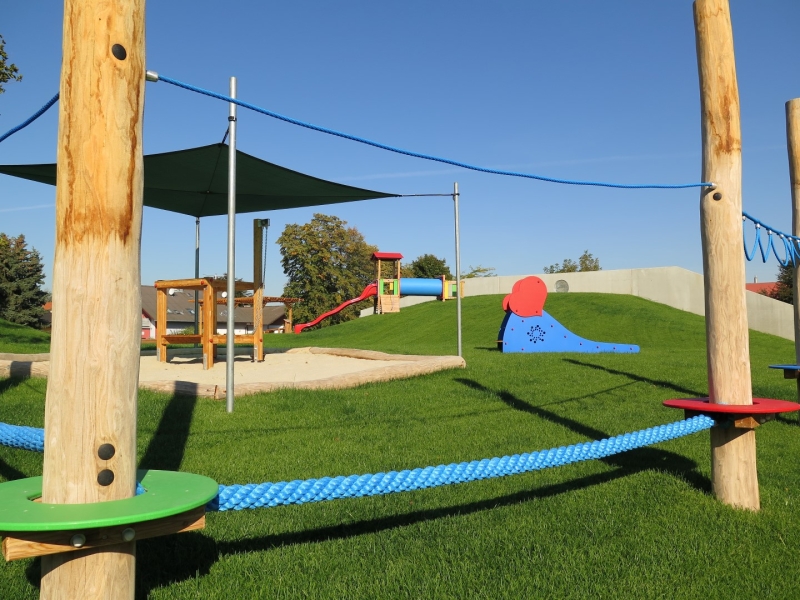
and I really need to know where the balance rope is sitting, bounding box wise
[1,81,711,190]
[0,415,715,511]
[0,93,60,144]
[742,211,800,267]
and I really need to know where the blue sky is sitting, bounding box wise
[1,1,799,296]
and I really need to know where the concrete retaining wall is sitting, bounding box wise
[361,267,794,341]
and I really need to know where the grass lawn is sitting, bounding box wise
[0,319,51,354]
[2,294,800,598]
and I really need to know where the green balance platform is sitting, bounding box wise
[0,470,218,532]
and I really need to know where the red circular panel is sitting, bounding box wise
[663,398,800,414]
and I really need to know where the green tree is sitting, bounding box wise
[0,34,23,95]
[543,250,601,274]
[278,214,378,327]
[766,263,793,304]
[0,233,48,327]
[463,264,496,278]
[407,254,453,279]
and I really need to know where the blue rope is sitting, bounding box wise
[0,93,60,144]
[742,211,800,267]
[155,74,712,191]
[207,415,715,511]
[0,416,714,509]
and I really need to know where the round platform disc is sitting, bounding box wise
[0,470,218,532]
[663,397,800,414]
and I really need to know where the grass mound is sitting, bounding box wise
[0,318,51,354]
[2,294,800,599]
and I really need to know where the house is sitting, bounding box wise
[140,286,287,338]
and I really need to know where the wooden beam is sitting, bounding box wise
[695,0,758,510]
[787,99,800,412]
[2,507,205,562]
[41,0,146,596]
[253,220,264,361]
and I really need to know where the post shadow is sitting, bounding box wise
[562,358,705,397]
[138,392,198,472]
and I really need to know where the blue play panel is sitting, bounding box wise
[497,311,639,354]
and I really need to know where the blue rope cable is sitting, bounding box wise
[0,416,716,510]
[742,211,800,267]
[207,415,714,511]
[154,74,712,191]
[0,93,60,144]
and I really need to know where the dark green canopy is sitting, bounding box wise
[0,143,396,217]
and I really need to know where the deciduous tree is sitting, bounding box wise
[278,214,377,327]
[407,254,452,280]
[0,34,23,95]
[543,250,601,274]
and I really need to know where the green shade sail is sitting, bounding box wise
[0,143,396,217]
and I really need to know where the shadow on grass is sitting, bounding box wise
[0,377,25,395]
[130,464,643,598]
[455,378,710,494]
[563,358,705,397]
[125,380,712,597]
[0,457,26,481]
[138,394,198,471]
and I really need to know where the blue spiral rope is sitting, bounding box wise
[0,93,60,144]
[0,415,715,510]
[742,211,800,267]
[207,415,714,511]
[153,74,712,191]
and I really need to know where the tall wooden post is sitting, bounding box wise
[253,219,264,360]
[787,100,800,409]
[695,0,759,510]
[41,0,145,597]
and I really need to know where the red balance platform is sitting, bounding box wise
[663,398,800,429]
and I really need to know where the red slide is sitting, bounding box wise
[294,282,378,333]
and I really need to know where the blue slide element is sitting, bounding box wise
[399,278,443,296]
[498,311,639,353]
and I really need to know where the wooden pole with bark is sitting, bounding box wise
[40,0,145,597]
[694,0,759,510]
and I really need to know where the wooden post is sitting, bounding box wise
[787,99,800,410]
[41,0,145,597]
[203,281,216,369]
[253,220,264,360]
[695,0,759,510]
[156,288,167,362]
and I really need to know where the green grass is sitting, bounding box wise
[0,318,51,354]
[2,294,800,598]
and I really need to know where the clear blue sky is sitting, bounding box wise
[1,1,799,296]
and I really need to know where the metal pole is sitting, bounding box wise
[226,77,237,413]
[453,182,462,357]
[194,216,200,336]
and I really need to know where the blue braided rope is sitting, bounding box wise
[0,416,714,509]
[155,74,711,191]
[742,211,800,267]
[0,422,44,452]
[208,415,715,511]
[0,93,60,144]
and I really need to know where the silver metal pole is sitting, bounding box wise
[194,216,200,336]
[226,77,237,413]
[453,182,462,357]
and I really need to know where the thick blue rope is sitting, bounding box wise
[155,74,712,191]
[742,211,800,267]
[209,415,715,511]
[0,415,715,510]
[0,93,60,144]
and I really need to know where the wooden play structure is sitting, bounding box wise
[372,252,402,313]
[154,219,299,368]
[371,252,463,315]
[1,1,798,598]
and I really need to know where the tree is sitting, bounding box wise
[462,264,496,278]
[0,34,23,95]
[543,250,601,274]
[407,254,453,280]
[278,214,378,327]
[766,263,793,304]
[0,233,48,327]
